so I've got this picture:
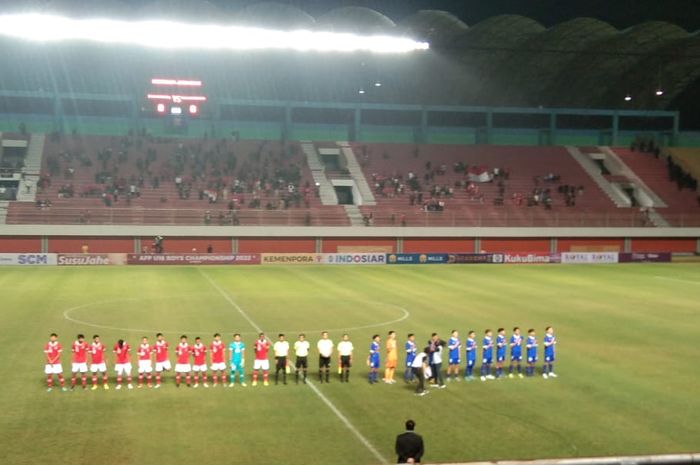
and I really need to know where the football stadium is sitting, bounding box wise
[0,1,699,465]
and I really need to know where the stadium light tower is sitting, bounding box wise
[0,13,429,54]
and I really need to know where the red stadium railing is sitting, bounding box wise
[7,206,700,227]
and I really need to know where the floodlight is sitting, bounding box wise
[655,88,664,96]
[624,94,632,101]
[374,81,382,87]
[358,88,365,94]
[0,13,429,54]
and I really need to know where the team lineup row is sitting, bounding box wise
[42,327,557,393]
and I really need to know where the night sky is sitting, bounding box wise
[173,0,700,31]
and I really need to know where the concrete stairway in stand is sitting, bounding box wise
[301,141,338,205]
[337,141,376,206]
[597,146,667,207]
[0,201,8,224]
[647,208,671,227]
[15,133,45,202]
[565,146,630,207]
[343,204,365,226]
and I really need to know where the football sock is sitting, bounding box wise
[92,375,98,386]
[81,375,87,387]
[176,374,181,385]
[263,371,269,383]
[185,375,190,385]
[58,374,65,386]
[156,373,161,385]
[509,365,513,374]
[517,364,522,374]
[47,375,53,388]
[71,376,77,387]
[147,373,152,385]
[138,374,144,385]
[117,376,122,385]
[102,375,108,385]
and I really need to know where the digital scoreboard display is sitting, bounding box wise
[146,78,207,117]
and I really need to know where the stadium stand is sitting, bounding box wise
[6,134,350,226]
[353,143,647,227]
[7,136,698,227]
[612,148,700,226]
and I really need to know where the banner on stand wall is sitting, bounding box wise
[496,253,561,264]
[561,252,618,264]
[58,254,127,265]
[618,252,671,263]
[127,254,260,265]
[0,253,57,265]
[447,254,496,264]
[386,253,449,264]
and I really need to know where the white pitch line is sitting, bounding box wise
[654,276,700,285]
[305,378,388,464]
[197,268,263,333]
[62,295,409,336]
[198,268,389,465]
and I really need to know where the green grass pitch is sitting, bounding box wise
[1,264,699,465]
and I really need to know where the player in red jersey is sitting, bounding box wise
[90,335,108,390]
[209,333,226,387]
[252,332,271,387]
[175,335,192,387]
[192,337,208,388]
[153,332,171,388]
[44,333,66,392]
[113,339,133,390]
[71,334,89,390]
[137,336,153,388]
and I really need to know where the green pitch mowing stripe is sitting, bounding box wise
[0,264,698,465]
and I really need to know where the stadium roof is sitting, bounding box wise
[1,1,700,123]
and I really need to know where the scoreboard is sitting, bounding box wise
[146,78,207,117]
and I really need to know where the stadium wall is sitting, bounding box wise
[3,113,699,146]
[0,226,697,254]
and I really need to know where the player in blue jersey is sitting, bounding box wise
[525,329,537,377]
[404,333,417,382]
[367,334,381,384]
[464,331,477,381]
[508,327,524,378]
[480,329,495,381]
[228,333,246,387]
[446,330,461,382]
[495,328,507,379]
[542,326,557,379]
